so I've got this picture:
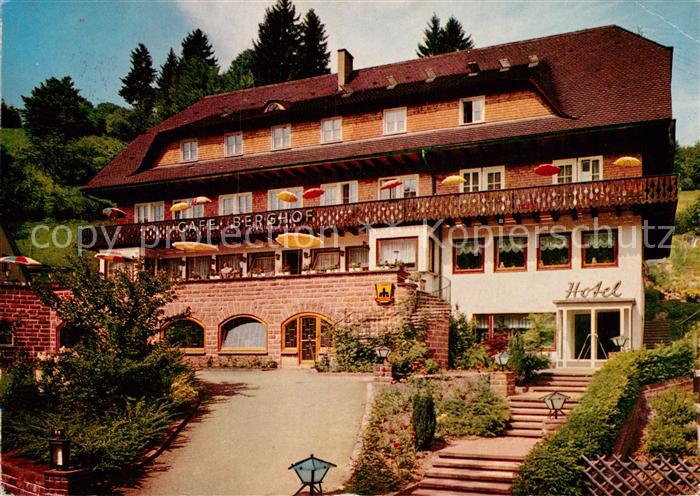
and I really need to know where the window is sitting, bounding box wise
[552,156,603,183]
[538,233,571,269]
[484,167,504,190]
[172,199,205,219]
[475,313,555,348]
[225,133,243,156]
[460,96,485,124]
[56,325,81,350]
[321,117,342,143]
[282,313,333,362]
[321,181,358,205]
[159,258,181,279]
[582,230,618,267]
[220,316,266,353]
[459,167,505,192]
[495,237,528,271]
[248,252,275,276]
[135,202,164,223]
[379,175,418,200]
[311,249,340,271]
[219,193,252,215]
[271,124,291,150]
[383,107,406,135]
[181,139,198,161]
[283,318,298,351]
[377,237,418,268]
[453,238,484,273]
[0,318,14,346]
[461,170,480,192]
[282,250,302,275]
[268,187,303,210]
[346,245,369,270]
[187,256,212,280]
[163,319,204,352]
[217,254,242,278]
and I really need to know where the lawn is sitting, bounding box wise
[14,219,102,268]
[678,190,700,213]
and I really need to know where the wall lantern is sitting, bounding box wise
[374,345,391,364]
[49,428,71,470]
[610,335,628,349]
[289,454,336,496]
[493,351,509,371]
[543,391,570,419]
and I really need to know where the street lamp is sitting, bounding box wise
[375,345,391,364]
[48,428,71,470]
[543,391,570,419]
[289,454,336,496]
[611,335,628,350]
[493,351,510,371]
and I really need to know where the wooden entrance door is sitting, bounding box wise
[282,314,333,365]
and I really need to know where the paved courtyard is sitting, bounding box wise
[120,369,370,495]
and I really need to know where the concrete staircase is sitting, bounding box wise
[504,372,592,438]
[643,320,672,347]
[412,372,593,495]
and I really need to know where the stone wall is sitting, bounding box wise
[1,453,91,496]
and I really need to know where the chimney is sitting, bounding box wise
[337,49,354,90]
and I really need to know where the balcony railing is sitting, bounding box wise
[82,175,677,249]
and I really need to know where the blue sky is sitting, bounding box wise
[2,0,698,144]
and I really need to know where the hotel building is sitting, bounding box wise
[78,26,677,368]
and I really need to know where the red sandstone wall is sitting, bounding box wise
[0,286,58,360]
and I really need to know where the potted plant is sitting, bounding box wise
[280,264,291,276]
[251,266,264,277]
[349,262,362,272]
[329,265,340,273]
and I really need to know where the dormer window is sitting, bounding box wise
[264,101,286,113]
[271,124,291,150]
[460,96,485,124]
[181,139,198,162]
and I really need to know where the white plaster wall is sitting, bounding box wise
[441,215,645,350]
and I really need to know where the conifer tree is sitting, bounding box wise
[252,0,301,85]
[181,28,218,68]
[119,43,156,108]
[298,9,330,79]
[417,14,443,58]
[155,49,180,119]
[441,16,474,52]
[171,29,221,113]
[221,49,256,92]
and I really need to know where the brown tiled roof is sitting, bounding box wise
[85,25,672,191]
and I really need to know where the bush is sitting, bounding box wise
[512,342,694,496]
[643,389,697,459]
[436,379,510,437]
[449,311,478,368]
[412,391,436,450]
[508,333,550,385]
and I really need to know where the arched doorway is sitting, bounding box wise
[282,313,332,365]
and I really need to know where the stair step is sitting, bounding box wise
[427,467,516,483]
[433,459,521,472]
[510,421,542,429]
[510,408,570,416]
[509,401,575,409]
[418,477,512,494]
[413,489,503,496]
[511,414,548,422]
[530,386,587,392]
[439,452,526,462]
[504,428,543,438]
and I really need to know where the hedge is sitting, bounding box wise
[512,340,695,496]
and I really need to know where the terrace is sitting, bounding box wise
[81,174,677,250]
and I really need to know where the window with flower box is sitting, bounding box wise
[346,246,369,271]
[311,249,341,272]
[377,237,418,269]
[248,252,275,276]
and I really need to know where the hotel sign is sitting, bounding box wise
[176,209,315,234]
[565,281,622,299]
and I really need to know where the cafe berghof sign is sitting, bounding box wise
[565,281,622,299]
[175,209,315,233]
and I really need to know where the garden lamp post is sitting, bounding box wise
[48,428,71,470]
[374,345,391,364]
[543,391,570,419]
[611,335,628,350]
[493,351,510,371]
[289,454,336,496]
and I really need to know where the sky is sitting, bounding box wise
[1,0,698,144]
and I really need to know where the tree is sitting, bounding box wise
[221,49,256,92]
[252,0,301,85]
[119,43,156,109]
[181,28,218,68]
[170,29,221,113]
[155,48,180,119]
[298,9,330,79]
[1,100,22,128]
[21,76,94,144]
[674,141,700,190]
[441,16,474,52]
[416,14,474,57]
[417,14,443,58]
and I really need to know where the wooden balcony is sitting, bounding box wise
[82,175,677,249]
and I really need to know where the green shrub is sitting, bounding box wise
[513,341,694,496]
[508,333,550,385]
[436,379,510,437]
[412,391,436,450]
[449,311,479,368]
[643,389,697,459]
